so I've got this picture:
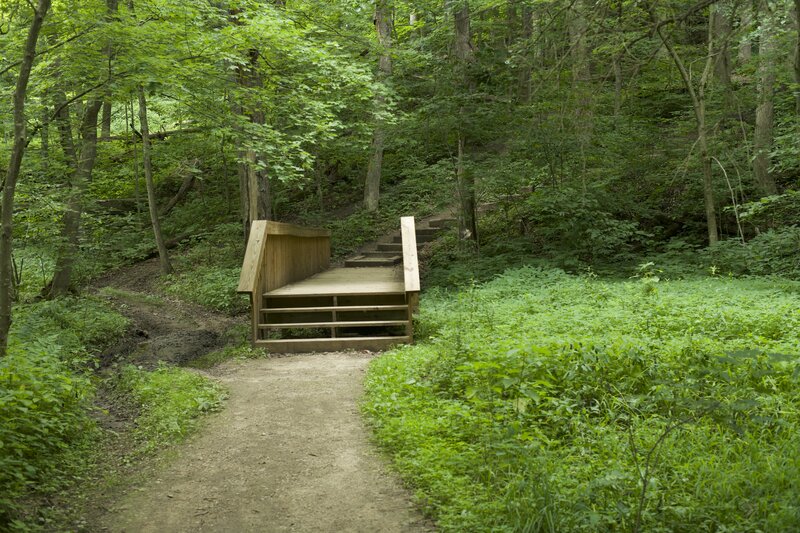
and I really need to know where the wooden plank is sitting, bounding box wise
[255,336,411,354]
[401,216,421,292]
[265,220,330,238]
[237,220,268,294]
[406,291,419,338]
[259,320,408,329]
[264,305,408,313]
[266,267,404,296]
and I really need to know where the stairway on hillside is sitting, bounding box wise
[344,216,455,268]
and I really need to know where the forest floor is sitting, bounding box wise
[84,259,432,532]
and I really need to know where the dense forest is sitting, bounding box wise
[1,0,799,530]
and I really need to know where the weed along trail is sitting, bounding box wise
[99,352,432,532]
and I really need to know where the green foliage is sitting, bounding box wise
[0,298,128,526]
[113,365,226,453]
[162,223,248,314]
[364,266,800,531]
[519,187,648,263]
[187,344,267,370]
[0,343,97,526]
[163,266,247,315]
[705,227,800,278]
[12,298,130,359]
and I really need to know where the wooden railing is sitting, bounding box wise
[400,216,420,337]
[237,220,331,343]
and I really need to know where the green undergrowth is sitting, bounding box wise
[162,222,248,315]
[363,266,800,532]
[111,365,226,454]
[1,294,228,529]
[0,298,128,528]
[186,344,267,369]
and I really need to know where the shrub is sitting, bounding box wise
[706,226,800,278]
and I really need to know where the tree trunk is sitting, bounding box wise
[40,106,50,173]
[48,98,103,297]
[518,5,533,103]
[456,134,477,241]
[613,57,623,120]
[794,0,800,114]
[711,6,733,105]
[365,0,393,212]
[753,12,778,196]
[453,1,478,243]
[101,0,118,141]
[101,101,112,140]
[654,13,718,245]
[0,0,52,357]
[235,46,271,230]
[569,1,593,178]
[138,87,173,275]
[738,8,753,63]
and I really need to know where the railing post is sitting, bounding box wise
[400,216,421,340]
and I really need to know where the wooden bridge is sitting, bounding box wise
[237,217,423,353]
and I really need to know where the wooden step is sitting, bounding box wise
[376,242,404,252]
[259,320,408,329]
[344,255,401,267]
[255,336,411,354]
[263,304,408,314]
[428,218,456,228]
[393,233,436,244]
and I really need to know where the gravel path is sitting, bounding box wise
[100,353,432,532]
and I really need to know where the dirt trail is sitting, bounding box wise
[98,353,432,532]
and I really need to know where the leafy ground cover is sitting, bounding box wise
[0,298,128,526]
[0,292,229,529]
[364,266,800,532]
[110,365,226,454]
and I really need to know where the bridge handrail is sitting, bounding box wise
[400,216,420,293]
[238,220,331,345]
[238,221,330,295]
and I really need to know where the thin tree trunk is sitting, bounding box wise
[456,133,477,240]
[753,8,779,195]
[453,1,478,242]
[101,0,119,144]
[569,1,592,178]
[133,88,172,274]
[49,99,103,297]
[738,8,753,63]
[0,0,52,357]
[235,46,271,229]
[794,0,800,114]
[365,0,393,212]
[518,5,533,103]
[613,56,623,120]
[137,87,172,274]
[654,14,719,245]
[41,106,50,173]
[711,6,733,102]
[101,101,112,140]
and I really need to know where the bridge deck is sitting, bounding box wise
[265,267,404,297]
